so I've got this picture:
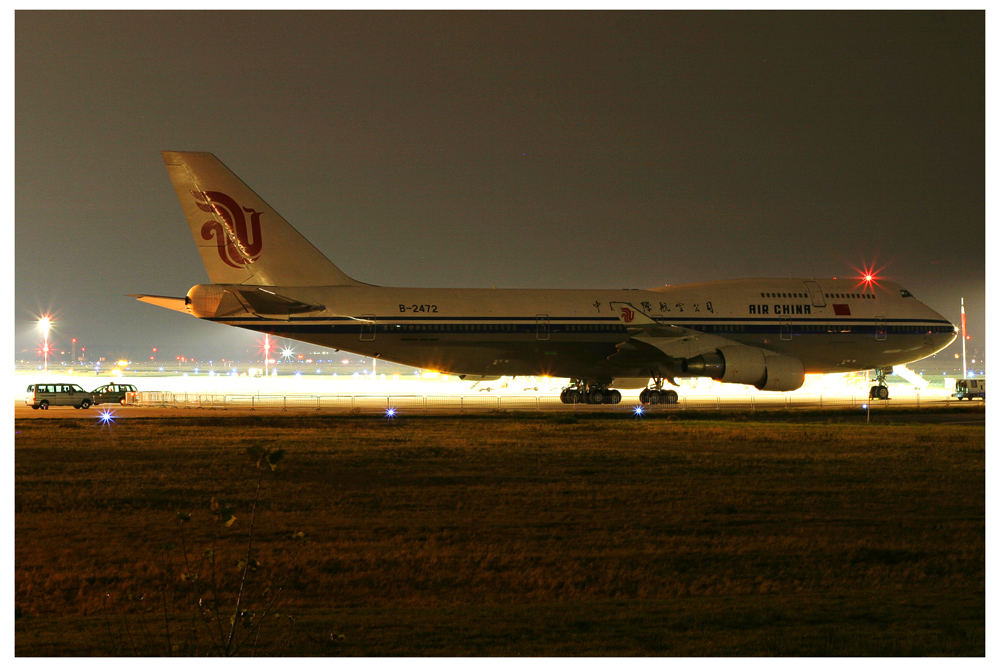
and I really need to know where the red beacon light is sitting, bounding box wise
[853,262,883,292]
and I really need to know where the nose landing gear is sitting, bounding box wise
[869,367,891,400]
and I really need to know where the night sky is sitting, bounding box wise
[15,11,984,363]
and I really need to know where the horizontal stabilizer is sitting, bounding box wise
[129,294,190,314]
[236,287,325,316]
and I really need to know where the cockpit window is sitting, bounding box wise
[900,289,913,298]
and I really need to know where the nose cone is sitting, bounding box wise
[918,300,958,358]
[933,324,959,356]
[889,281,958,361]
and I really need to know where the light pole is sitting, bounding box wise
[961,298,968,378]
[264,333,271,376]
[38,316,52,373]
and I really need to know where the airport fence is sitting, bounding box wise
[133,390,967,414]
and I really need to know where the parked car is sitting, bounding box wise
[92,383,138,406]
[25,383,94,410]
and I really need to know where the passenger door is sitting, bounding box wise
[536,315,550,341]
[780,319,793,341]
[875,316,887,342]
[360,315,376,342]
[804,280,826,308]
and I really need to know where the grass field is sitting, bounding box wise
[15,410,984,656]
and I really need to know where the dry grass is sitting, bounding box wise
[15,411,984,656]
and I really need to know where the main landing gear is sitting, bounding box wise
[639,375,679,405]
[559,379,622,405]
[869,367,890,400]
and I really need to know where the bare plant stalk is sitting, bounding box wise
[205,533,226,654]
[226,464,264,655]
[160,584,173,657]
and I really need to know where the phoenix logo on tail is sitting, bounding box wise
[194,190,264,267]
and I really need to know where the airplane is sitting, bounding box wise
[134,151,958,405]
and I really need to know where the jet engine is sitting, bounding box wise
[684,345,804,391]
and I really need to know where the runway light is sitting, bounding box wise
[633,405,644,417]
[385,407,397,419]
[97,409,117,426]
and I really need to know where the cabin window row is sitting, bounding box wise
[392,323,621,333]
[824,293,875,299]
[370,322,948,335]
[395,323,519,333]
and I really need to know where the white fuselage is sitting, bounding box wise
[198,277,956,382]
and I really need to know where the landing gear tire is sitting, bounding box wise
[560,381,619,405]
[560,389,581,404]
[640,389,678,405]
[870,367,891,400]
[869,385,889,400]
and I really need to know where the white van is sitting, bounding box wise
[25,383,94,410]
[952,379,985,401]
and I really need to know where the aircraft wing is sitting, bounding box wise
[606,301,739,366]
[607,301,806,391]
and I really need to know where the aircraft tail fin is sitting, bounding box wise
[161,151,364,286]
